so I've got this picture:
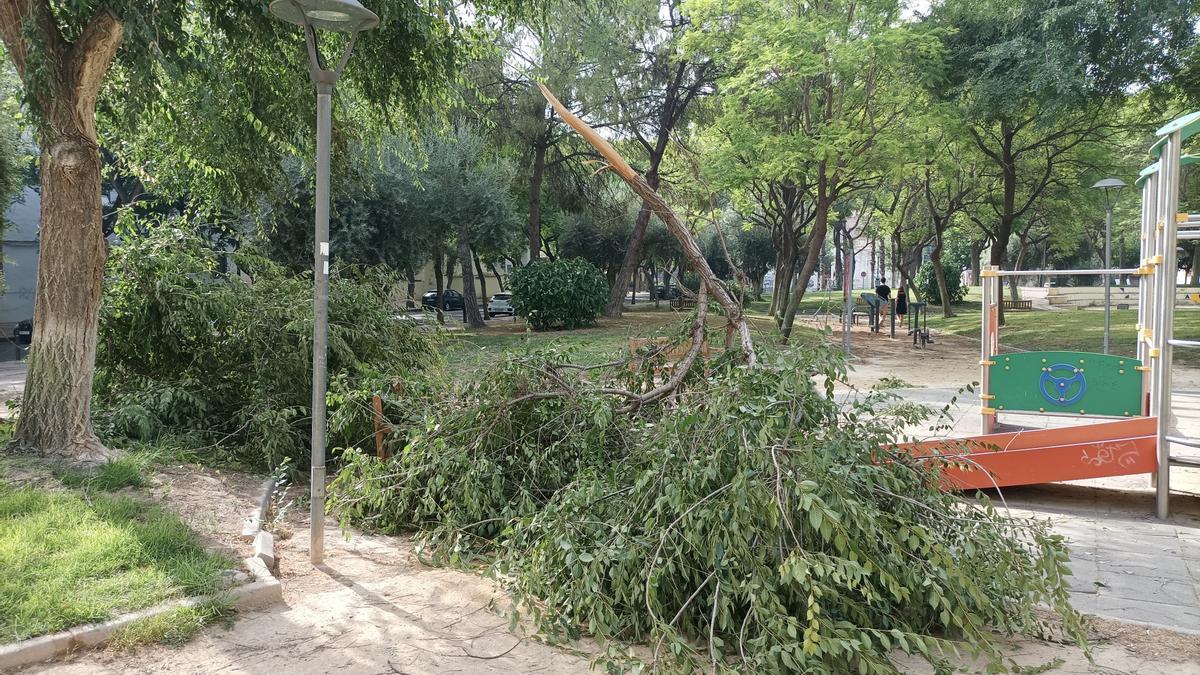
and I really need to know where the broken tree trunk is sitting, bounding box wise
[539,85,757,366]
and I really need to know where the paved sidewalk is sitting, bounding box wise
[843,385,1200,633]
[1004,484,1200,632]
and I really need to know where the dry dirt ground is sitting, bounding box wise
[15,326,1200,674]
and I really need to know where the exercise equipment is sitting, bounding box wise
[907,301,930,347]
[906,111,1200,517]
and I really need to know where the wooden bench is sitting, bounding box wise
[669,296,698,310]
[1001,299,1033,311]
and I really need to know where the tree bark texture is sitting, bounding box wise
[779,198,830,341]
[604,172,661,317]
[432,252,446,325]
[457,236,485,329]
[528,137,546,263]
[0,5,123,460]
[931,239,954,318]
[472,249,487,319]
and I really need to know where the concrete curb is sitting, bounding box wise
[1085,612,1200,638]
[242,476,278,541]
[0,558,281,672]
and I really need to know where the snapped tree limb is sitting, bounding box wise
[538,84,757,367]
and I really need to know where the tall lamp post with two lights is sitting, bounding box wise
[268,0,379,565]
[1092,178,1126,355]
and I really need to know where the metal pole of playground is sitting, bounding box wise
[269,0,379,566]
[1093,178,1127,354]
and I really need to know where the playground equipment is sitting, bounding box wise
[907,301,931,348]
[858,292,897,337]
[910,111,1200,517]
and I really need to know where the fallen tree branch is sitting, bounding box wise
[539,84,757,367]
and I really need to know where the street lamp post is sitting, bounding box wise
[1092,178,1127,355]
[269,0,378,566]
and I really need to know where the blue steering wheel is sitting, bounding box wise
[1039,364,1086,406]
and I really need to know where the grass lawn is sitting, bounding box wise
[920,291,1200,366]
[446,303,822,373]
[0,463,234,644]
[739,286,1200,366]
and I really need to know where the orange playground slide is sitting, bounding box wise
[905,417,1158,490]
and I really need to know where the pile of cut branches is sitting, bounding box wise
[329,338,1083,672]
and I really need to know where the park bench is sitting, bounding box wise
[1001,299,1033,311]
[669,296,698,311]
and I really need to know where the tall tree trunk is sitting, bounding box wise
[3,8,124,461]
[780,200,831,341]
[869,237,877,285]
[458,236,485,329]
[773,227,798,322]
[432,252,446,325]
[1189,246,1200,285]
[969,239,983,287]
[833,226,844,291]
[767,248,784,314]
[405,266,417,309]
[989,121,1017,326]
[528,138,546,263]
[1009,239,1027,302]
[472,249,488,319]
[604,171,662,317]
[931,235,954,318]
[444,252,456,293]
[18,135,108,459]
[488,261,505,292]
[895,232,919,300]
[650,263,660,308]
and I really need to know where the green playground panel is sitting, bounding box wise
[989,351,1144,417]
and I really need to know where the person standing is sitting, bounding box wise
[875,277,891,302]
[874,277,891,330]
[895,285,908,333]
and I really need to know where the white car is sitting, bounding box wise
[487,293,514,318]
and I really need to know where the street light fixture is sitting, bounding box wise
[269,0,378,566]
[1092,177,1127,355]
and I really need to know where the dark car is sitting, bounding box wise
[13,319,31,345]
[654,286,682,300]
[421,289,465,311]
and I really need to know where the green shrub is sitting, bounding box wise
[329,335,1084,672]
[93,221,439,470]
[915,260,967,306]
[510,258,607,330]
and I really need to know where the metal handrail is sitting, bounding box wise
[1165,435,1200,449]
[989,268,1142,277]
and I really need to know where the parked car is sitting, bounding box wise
[487,292,514,318]
[13,319,31,345]
[654,286,682,300]
[421,289,464,311]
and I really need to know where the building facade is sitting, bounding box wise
[0,184,39,335]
